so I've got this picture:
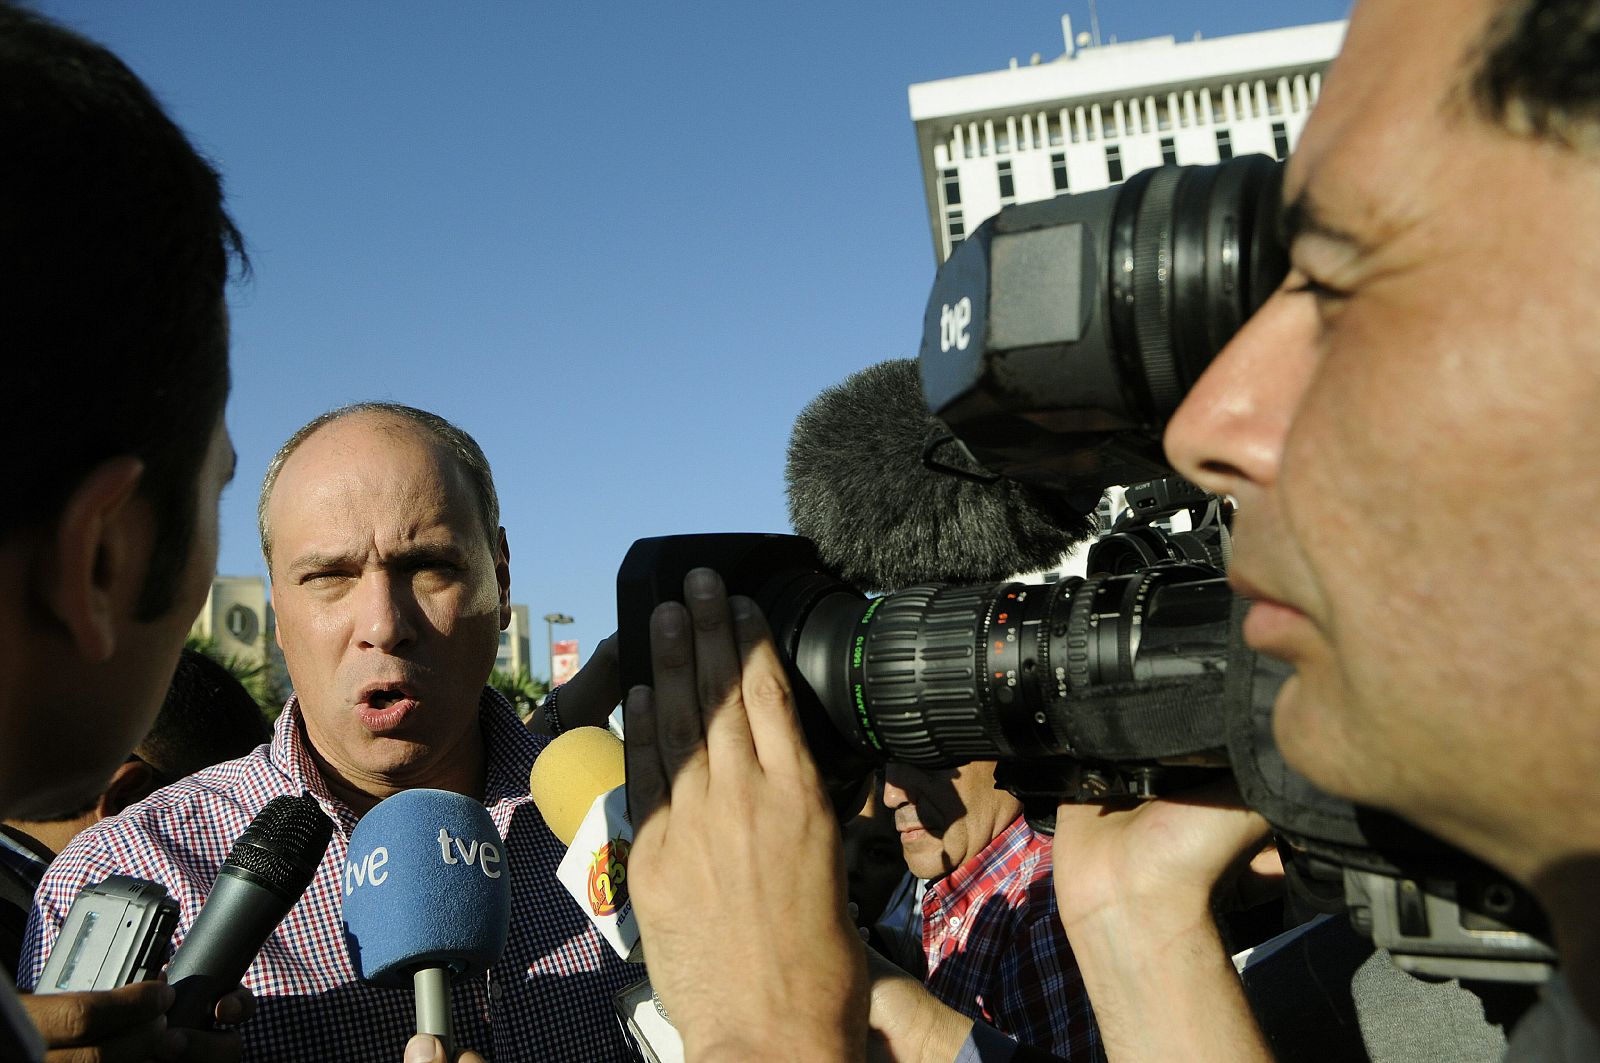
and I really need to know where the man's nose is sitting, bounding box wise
[354,572,417,653]
[1163,287,1314,502]
[881,765,914,810]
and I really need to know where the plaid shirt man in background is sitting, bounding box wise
[884,759,1104,1059]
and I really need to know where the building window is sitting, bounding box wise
[946,208,965,247]
[997,160,1015,204]
[225,604,259,644]
[941,168,961,208]
[1051,152,1070,194]
[1216,128,1233,160]
[1106,145,1123,183]
[1160,137,1177,166]
[1272,121,1290,160]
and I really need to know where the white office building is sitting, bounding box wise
[190,575,276,668]
[909,17,1345,262]
[496,603,533,677]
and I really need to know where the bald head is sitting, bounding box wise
[259,403,499,570]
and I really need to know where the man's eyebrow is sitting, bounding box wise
[287,542,466,576]
[287,551,353,576]
[388,542,467,566]
[1278,189,1367,251]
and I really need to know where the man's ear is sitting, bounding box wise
[496,526,512,629]
[96,757,161,819]
[39,457,148,662]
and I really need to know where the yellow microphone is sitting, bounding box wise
[527,727,639,962]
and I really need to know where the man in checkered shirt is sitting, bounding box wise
[881,758,1103,1060]
[21,403,639,1062]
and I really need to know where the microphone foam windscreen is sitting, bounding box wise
[528,727,625,847]
[341,789,510,987]
[785,358,1097,593]
[225,793,332,900]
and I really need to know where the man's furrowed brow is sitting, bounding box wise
[288,550,354,577]
[1278,189,1368,252]
[388,542,468,566]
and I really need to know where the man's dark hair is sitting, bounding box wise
[258,402,501,566]
[0,3,244,618]
[1473,0,1600,149]
[31,647,271,820]
[139,648,272,783]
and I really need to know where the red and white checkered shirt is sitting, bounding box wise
[20,689,638,1062]
[922,815,1103,1060]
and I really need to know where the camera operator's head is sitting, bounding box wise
[0,3,241,820]
[1164,0,1600,892]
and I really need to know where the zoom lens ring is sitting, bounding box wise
[1063,575,1105,695]
[859,584,998,765]
[1133,166,1184,414]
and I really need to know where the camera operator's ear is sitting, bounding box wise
[35,456,149,662]
[496,526,511,629]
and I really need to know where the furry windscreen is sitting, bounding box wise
[786,358,1096,594]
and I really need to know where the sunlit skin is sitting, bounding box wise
[882,760,1022,881]
[265,412,510,814]
[1164,0,1600,1028]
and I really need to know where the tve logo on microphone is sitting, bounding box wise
[341,789,511,989]
[345,846,390,891]
[436,829,504,879]
[343,827,503,894]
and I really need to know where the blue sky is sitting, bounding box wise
[40,0,1349,671]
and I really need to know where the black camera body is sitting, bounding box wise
[617,530,1234,814]
[921,154,1283,507]
[617,155,1553,983]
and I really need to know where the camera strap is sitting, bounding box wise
[1062,670,1228,760]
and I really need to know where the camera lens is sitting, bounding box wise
[1108,154,1286,422]
[789,563,1232,768]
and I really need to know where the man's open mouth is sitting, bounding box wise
[355,682,421,731]
[364,688,409,710]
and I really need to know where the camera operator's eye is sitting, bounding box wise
[1285,273,1346,303]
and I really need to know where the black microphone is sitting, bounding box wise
[164,794,333,1027]
[785,357,1097,592]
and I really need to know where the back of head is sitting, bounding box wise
[139,648,272,783]
[0,2,242,617]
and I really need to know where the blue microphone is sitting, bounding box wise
[341,789,510,1059]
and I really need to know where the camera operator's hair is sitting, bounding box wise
[139,648,272,783]
[1472,0,1600,150]
[257,402,501,567]
[0,3,244,619]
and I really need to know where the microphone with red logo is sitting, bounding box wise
[527,726,640,963]
[530,728,690,1060]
